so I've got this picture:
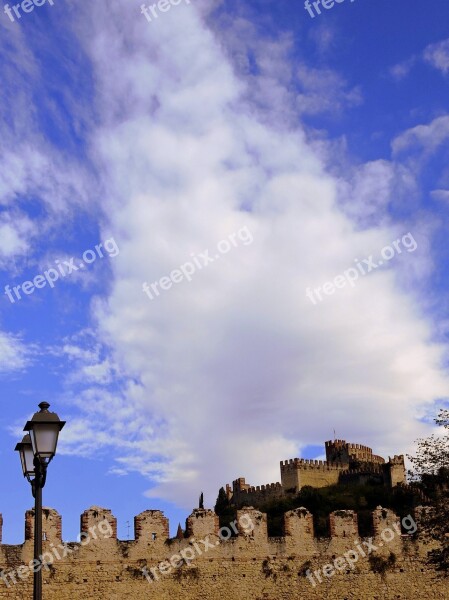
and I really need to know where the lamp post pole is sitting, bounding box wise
[15,402,65,600]
[32,459,46,600]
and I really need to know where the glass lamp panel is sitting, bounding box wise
[23,444,35,476]
[19,451,26,477]
[30,424,60,459]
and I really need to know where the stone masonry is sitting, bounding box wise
[0,505,447,599]
[227,439,407,509]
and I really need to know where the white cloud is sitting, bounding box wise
[389,56,417,81]
[308,24,337,56]
[430,189,449,202]
[0,332,28,373]
[0,216,33,262]
[296,64,363,116]
[424,38,449,75]
[392,115,449,157]
[45,1,449,509]
[337,159,417,227]
[390,39,449,82]
[56,337,116,385]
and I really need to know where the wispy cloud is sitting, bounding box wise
[389,56,417,81]
[392,115,449,157]
[390,38,449,81]
[424,38,449,75]
[0,332,28,373]
[296,64,363,115]
[430,189,449,202]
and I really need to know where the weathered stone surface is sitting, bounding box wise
[0,506,447,599]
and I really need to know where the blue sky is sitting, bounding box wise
[1,0,449,543]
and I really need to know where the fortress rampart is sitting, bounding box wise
[227,440,406,508]
[0,505,446,600]
[231,479,284,506]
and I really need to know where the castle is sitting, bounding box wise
[1,441,443,599]
[226,439,406,508]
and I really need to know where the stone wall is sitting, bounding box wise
[281,459,343,491]
[232,480,285,506]
[0,505,447,600]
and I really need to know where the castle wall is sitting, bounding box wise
[338,465,385,486]
[233,482,284,506]
[298,465,341,489]
[185,509,219,539]
[284,507,316,555]
[372,506,403,554]
[281,459,343,492]
[25,508,62,546]
[133,510,169,549]
[80,506,118,547]
[0,506,446,600]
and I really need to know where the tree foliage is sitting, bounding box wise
[409,409,449,573]
[260,482,420,537]
[214,487,237,530]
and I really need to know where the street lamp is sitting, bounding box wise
[15,434,35,481]
[15,402,65,600]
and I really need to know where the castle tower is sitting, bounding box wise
[325,440,385,465]
[387,455,406,487]
[325,440,351,464]
[231,478,251,505]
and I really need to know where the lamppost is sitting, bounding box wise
[15,402,65,600]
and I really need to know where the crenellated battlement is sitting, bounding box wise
[389,454,405,464]
[240,482,283,494]
[0,505,419,548]
[280,459,345,471]
[325,439,386,465]
[0,505,441,600]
